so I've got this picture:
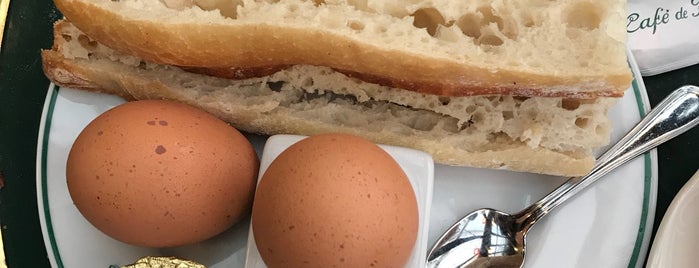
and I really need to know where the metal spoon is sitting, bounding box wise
[427,85,699,268]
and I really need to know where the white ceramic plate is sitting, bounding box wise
[646,169,699,268]
[36,54,656,268]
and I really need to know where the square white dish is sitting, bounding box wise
[243,134,435,268]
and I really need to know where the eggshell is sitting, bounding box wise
[66,100,259,247]
[251,133,418,268]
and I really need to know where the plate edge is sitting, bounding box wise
[626,48,658,268]
[35,84,64,268]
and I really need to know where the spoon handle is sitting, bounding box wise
[515,85,699,228]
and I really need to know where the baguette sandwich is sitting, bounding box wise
[42,0,632,176]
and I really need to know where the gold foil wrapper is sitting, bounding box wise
[121,256,206,268]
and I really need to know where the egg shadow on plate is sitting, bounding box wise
[242,132,269,160]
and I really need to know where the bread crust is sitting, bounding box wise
[53,0,631,98]
[42,51,134,100]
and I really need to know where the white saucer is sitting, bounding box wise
[646,169,699,268]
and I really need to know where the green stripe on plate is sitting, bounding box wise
[627,74,653,268]
[41,84,65,268]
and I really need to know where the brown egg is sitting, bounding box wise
[66,100,259,247]
[252,133,418,268]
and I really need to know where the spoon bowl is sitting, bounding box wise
[428,209,523,267]
[427,85,699,268]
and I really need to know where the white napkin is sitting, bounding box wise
[627,0,699,76]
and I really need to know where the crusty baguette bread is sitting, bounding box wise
[53,0,631,98]
[42,20,619,176]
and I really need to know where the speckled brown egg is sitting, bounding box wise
[66,100,259,247]
[251,133,418,268]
